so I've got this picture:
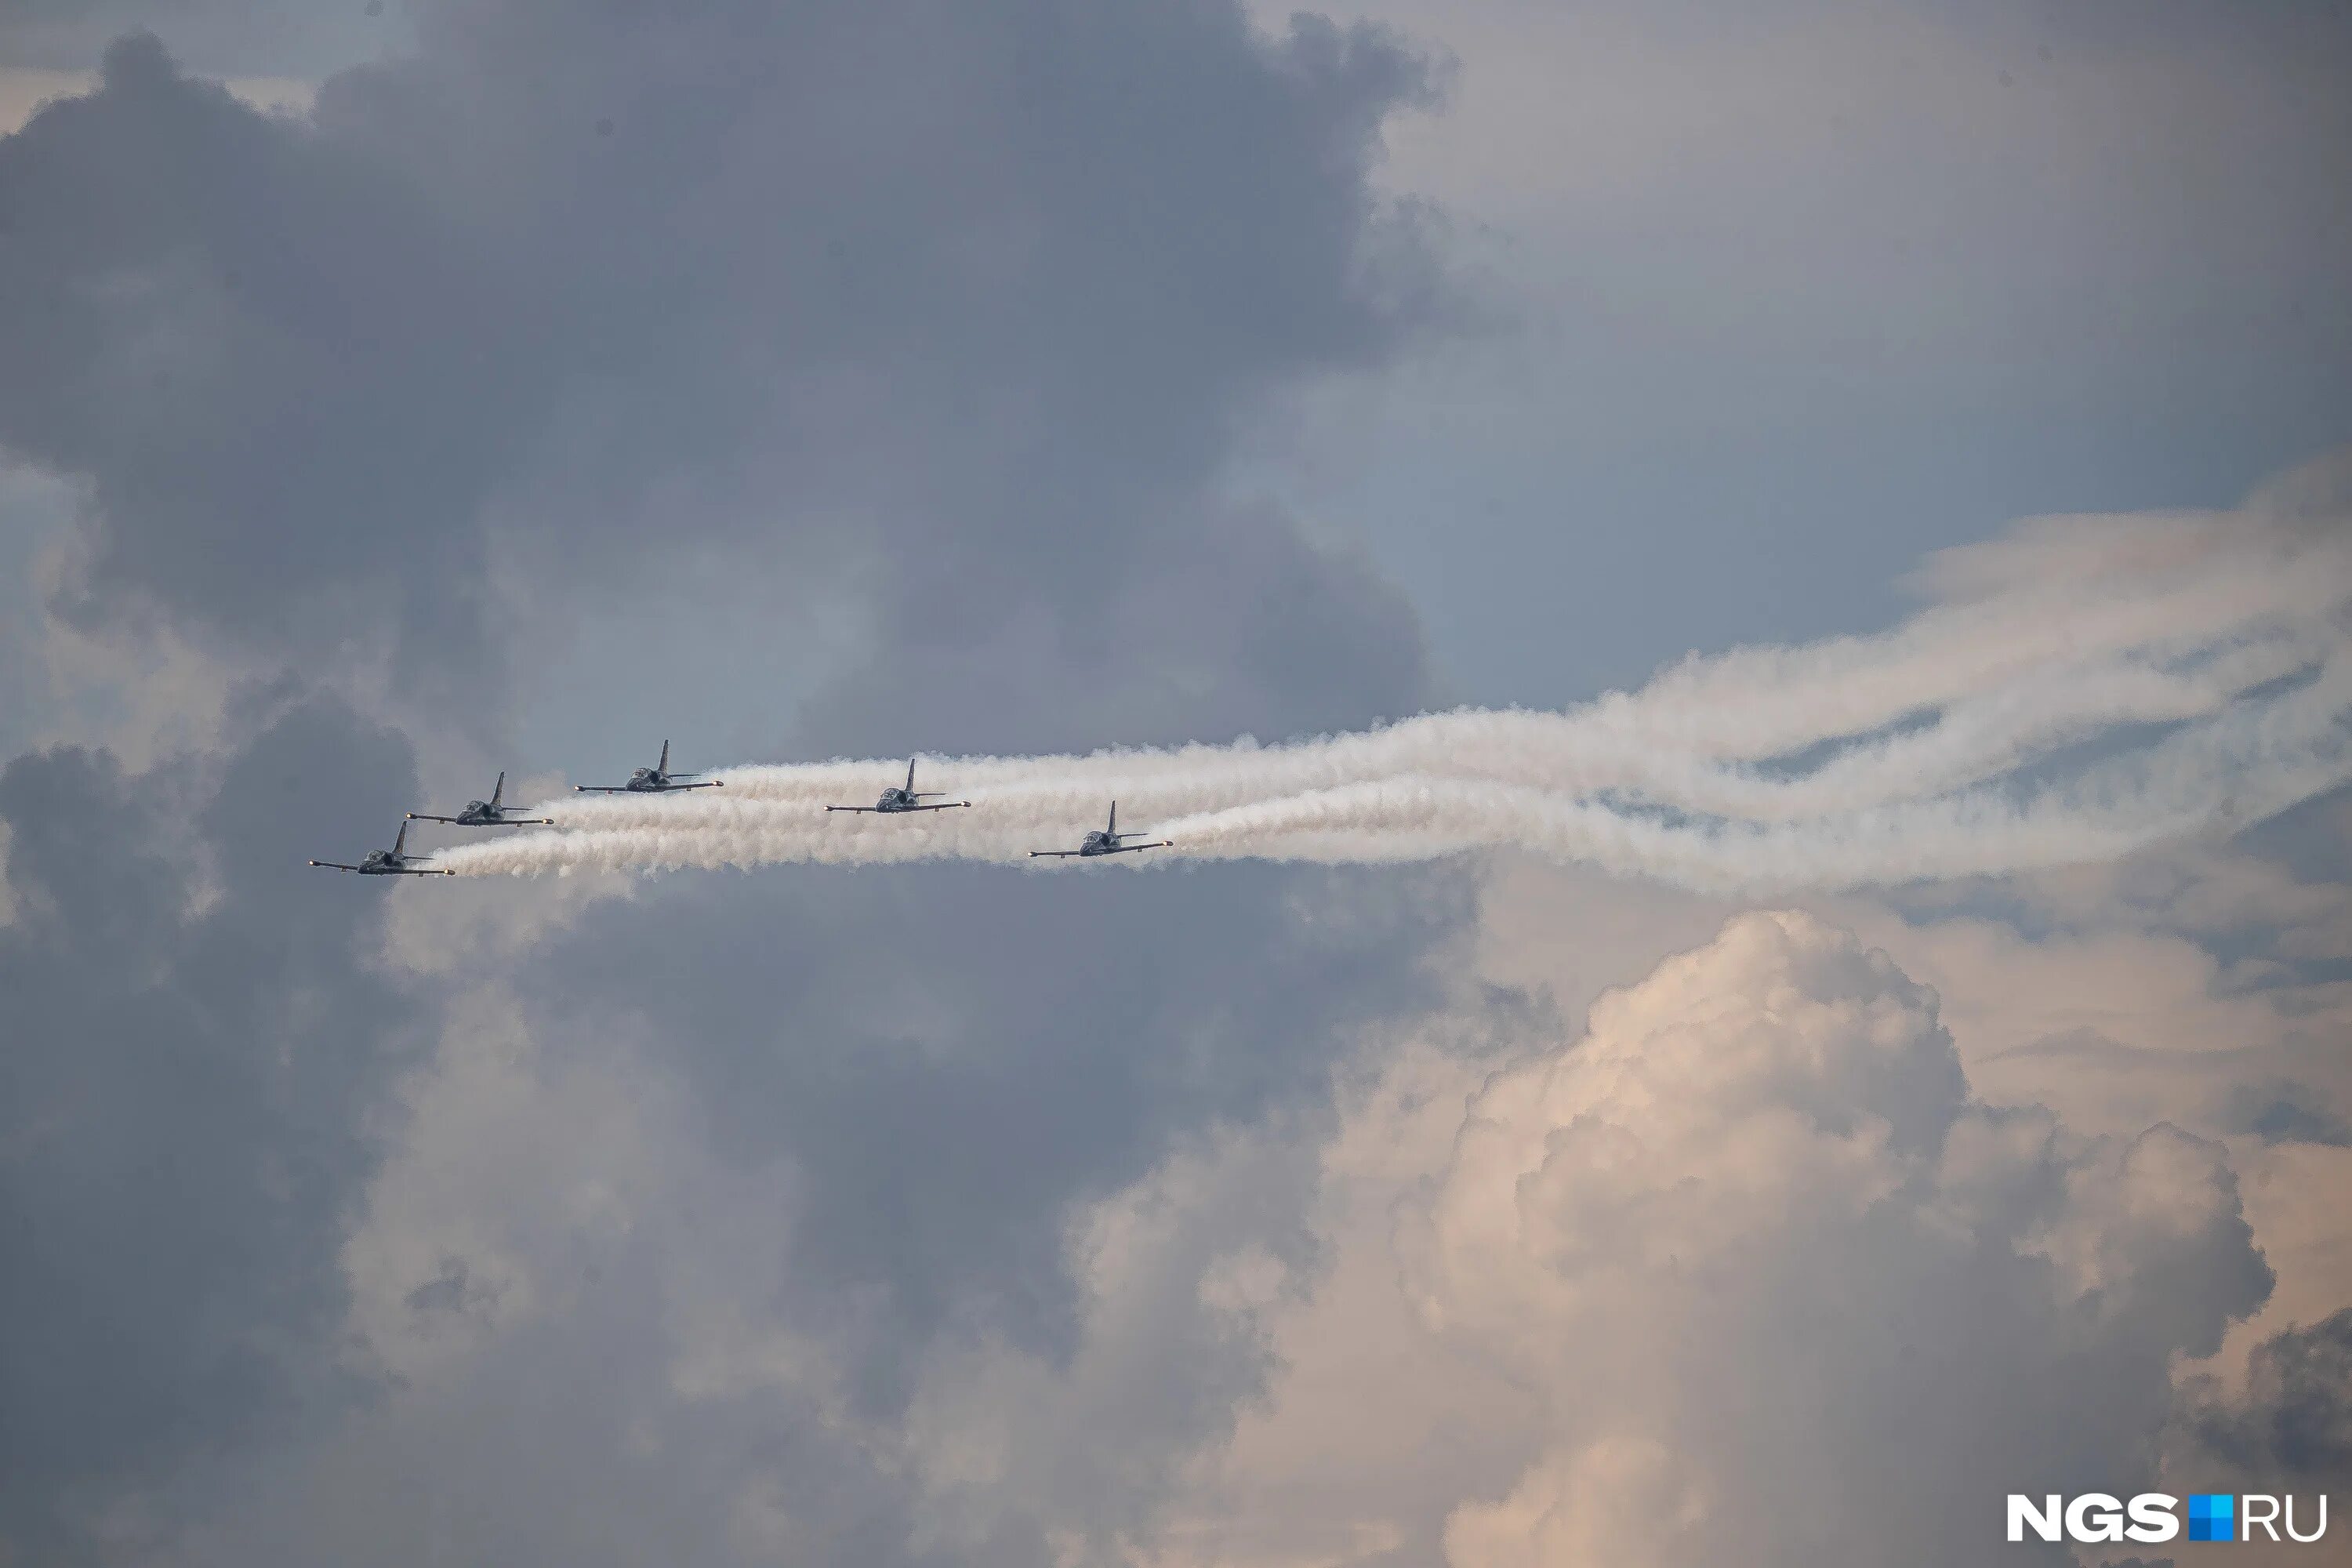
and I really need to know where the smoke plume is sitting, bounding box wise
[437,488,2352,895]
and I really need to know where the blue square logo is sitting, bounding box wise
[2187,1494,2235,1543]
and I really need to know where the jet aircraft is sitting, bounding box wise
[1029,802,1171,858]
[574,740,722,794]
[407,771,552,827]
[310,821,452,877]
[826,758,971,814]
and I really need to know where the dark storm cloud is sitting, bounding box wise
[0,5,1444,735]
[2225,1080,2352,1148]
[522,860,1474,1398]
[2,3,1467,1561]
[0,34,528,710]
[800,496,1436,755]
[0,699,429,1552]
[214,1247,992,1568]
[2181,1308,2352,1478]
[0,0,393,78]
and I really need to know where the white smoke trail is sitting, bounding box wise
[533,626,2321,833]
[436,489,2352,893]
[1156,651,2352,892]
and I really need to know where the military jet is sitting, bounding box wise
[826,758,971,815]
[574,740,722,794]
[310,821,452,877]
[407,771,552,828]
[1029,802,1171,858]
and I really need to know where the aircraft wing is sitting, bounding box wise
[406,813,464,824]
[663,780,723,790]
[575,785,629,793]
[309,860,361,872]
[1111,840,1173,852]
[1029,849,1081,858]
[395,868,456,877]
[826,805,880,812]
[906,801,970,811]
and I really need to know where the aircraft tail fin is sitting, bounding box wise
[1109,800,1117,836]
[906,757,918,792]
[491,770,505,808]
[659,739,670,775]
[393,821,408,858]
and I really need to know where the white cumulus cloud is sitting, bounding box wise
[1152,910,2274,1568]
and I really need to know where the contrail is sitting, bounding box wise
[436,488,2352,894]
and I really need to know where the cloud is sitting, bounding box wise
[510,859,1475,1394]
[0,66,314,135]
[0,11,1445,742]
[1144,912,2272,1568]
[0,34,521,716]
[181,985,964,1568]
[0,0,392,78]
[2172,1307,2352,1483]
[2227,1081,2352,1149]
[143,895,1485,1568]
[0,697,429,1554]
[0,6,1475,1561]
[5,6,2339,1566]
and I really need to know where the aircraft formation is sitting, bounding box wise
[308,744,1172,877]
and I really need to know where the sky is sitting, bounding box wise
[0,3,2347,1566]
